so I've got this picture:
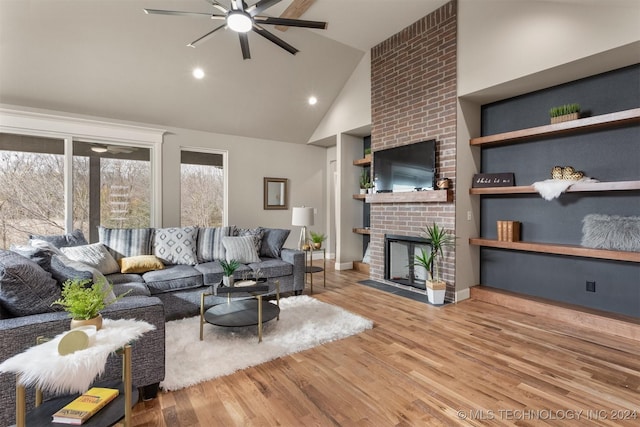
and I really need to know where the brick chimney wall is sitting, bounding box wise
[369,0,457,301]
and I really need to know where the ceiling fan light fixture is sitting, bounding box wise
[91,145,108,153]
[227,11,252,33]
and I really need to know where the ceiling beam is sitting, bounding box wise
[275,0,316,31]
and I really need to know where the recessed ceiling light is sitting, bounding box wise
[308,96,318,106]
[193,68,205,79]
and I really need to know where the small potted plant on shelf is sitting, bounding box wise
[309,231,326,249]
[364,147,372,160]
[359,170,371,195]
[413,222,456,305]
[220,259,240,287]
[52,277,128,330]
[549,103,581,124]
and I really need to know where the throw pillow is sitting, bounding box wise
[154,227,198,265]
[235,227,264,252]
[50,255,116,303]
[29,229,88,248]
[222,236,261,264]
[0,250,61,317]
[197,226,235,263]
[61,243,120,275]
[98,227,154,260]
[259,228,290,258]
[10,244,56,271]
[119,255,165,274]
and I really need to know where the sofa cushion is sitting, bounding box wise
[105,272,145,285]
[154,227,198,265]
[235,227,264,252]
[9,244,56,271]
[259,228,290,259]
[112,282,151,297]
[60,243,120,275]
[193,261,224,285]
[29,229,88,249]
[196,226,235,263]
[118,255,165,274]
[99,227,154,261]
[222,236,261,264]
[0,250,61,317]
[49,254,94,284]
[249,258,293,278]
[142,264,203,294]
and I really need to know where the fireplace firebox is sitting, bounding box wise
[384,234,432,290]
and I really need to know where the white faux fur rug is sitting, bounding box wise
[161,295,373,391]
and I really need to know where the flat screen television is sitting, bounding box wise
[373,139,436,192]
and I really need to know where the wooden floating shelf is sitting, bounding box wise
[353,156,372,166]
[352,228,370,235]
[469,180,640,195]
[469,238,640,263]
[352,194,368,200]
[366,190,452,203]
[469,108,640,147]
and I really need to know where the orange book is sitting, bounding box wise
[52,387,119,425]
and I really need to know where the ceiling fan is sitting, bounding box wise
[144,0,327,60]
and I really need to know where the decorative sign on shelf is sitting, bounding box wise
[472,173,515,188]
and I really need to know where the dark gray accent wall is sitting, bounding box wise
[479,64,639,318]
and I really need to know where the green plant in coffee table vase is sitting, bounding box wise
[309,231,327,249]
[52,277,128,329]
[220,259,240,286]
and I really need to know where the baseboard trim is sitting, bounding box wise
[455,287,470,303]
[335,261,354,271]
[470,285,639,342]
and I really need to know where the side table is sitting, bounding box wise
[0,318,154,427]
[305,247,326,294]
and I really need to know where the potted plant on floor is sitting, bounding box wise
[309,231,326,249]
[52,277,128,330]
[220,259,240,287]
[414,223,456,305]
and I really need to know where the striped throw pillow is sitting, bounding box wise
[98,227,154,261]
[221,236,261,264]
[197,226,235,263]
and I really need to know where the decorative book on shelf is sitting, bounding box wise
[497,221,520,242]
[52,387,119,425]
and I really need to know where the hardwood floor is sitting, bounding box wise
[130,265,639,426]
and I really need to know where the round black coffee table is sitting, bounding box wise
[199,281,280,343]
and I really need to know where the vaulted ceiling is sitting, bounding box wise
[0,0,449,143]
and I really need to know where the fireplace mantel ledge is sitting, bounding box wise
[366,190,452,203]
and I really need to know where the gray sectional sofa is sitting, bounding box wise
[0,226,304,426]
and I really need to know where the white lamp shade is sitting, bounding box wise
[292,207,314,227]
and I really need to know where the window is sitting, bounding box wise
[0,133,65,249]
[180,150,225,227]
[72,141,151,242]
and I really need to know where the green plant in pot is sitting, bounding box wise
[309,231,327,249]
[359,170,371,194]
[51,277,128,330]
[220,259,240,287]
[414,223,456,304]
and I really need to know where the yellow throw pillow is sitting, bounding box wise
[118,255,164,274]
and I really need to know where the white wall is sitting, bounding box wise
[309,51,372,144]
[162,127,326,249]
[458,0,640,100]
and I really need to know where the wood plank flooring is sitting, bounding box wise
[129,265,639,426]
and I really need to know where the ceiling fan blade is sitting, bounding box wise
[254,16,327,29]
[188,23,227,48]
[252,25,298,55]
[143,9,214,18]
[273,0,317,31]
[202,0,228,13]
[247,0,282,16]
[239,33,251,60]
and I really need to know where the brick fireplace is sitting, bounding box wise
[369,1,457,301]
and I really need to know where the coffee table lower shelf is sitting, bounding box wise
[201,299,280,343]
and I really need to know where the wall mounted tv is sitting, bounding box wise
[373,139,436,192]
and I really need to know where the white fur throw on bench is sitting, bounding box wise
[581,214,640,252]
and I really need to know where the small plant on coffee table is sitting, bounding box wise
[220,259,240,287]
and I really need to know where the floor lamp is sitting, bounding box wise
[292,206,314,250]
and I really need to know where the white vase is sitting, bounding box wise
[223,275,234,287]
[426,280,446,305]
[359,189,367,194]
